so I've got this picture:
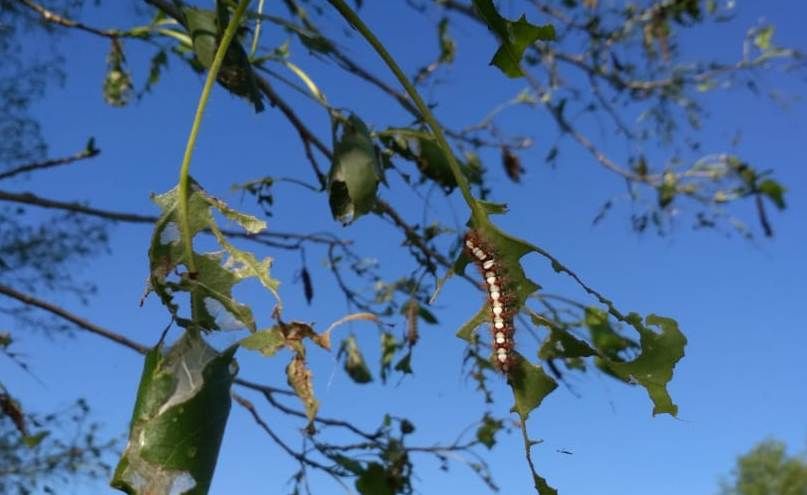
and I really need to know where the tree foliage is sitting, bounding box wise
[0,0,803,494]
[719,440,807,495]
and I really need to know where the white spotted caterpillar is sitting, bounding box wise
[464,230,515,373]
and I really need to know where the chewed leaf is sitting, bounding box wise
[538,327,597,361]
[508,355,557,421]
[210,224,280,306]
[472,0,555,78]
[585,308,638,361]
[476,414,504,449]
[187,252,256,332]
[203,193,267,234]
[602,315,686,416]
[111,333,237,495]
[456,306,487,342]
[240,328,285,357]
[147,182,280,331]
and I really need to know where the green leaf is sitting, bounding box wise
[509,356,558,420]
[533,472,558,495]
[456,307,487,342]
[22,431,48,448]
[329,114,382,225]
[472,0,555,77]
[538,327,596,361]
[148,183,279,332]
[602,315,686,416]
[393,351,413,375]
[379,331,400,383]
[475,414,503,449]
[356,463,394,495]
[331,454,363,475]
[187,251,257,331]
[437,18,456,64]
[759,179,787,210]
[182,6,264,112]
[240,328,286,357]
[585,308,637,362]
[338,335,373,383]
[379,131,465,191]
[112,333,237,495]
[141,49,169,95]
[753,25,775,52]
[657,172,677,208]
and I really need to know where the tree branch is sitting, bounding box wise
[0,144,99,182]
[0,283,150,354]
[16,0,120,39]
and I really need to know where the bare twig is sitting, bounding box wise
[17,0,120,38]
[0,145,100,182]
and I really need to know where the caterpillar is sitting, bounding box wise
[463,230,515,373]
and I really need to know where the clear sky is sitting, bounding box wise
[3,1,807,494]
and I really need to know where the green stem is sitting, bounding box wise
[177,0,252,276]
[250,0,266,57]
[324,0,488,226]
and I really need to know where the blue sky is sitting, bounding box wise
[3,1,807,494]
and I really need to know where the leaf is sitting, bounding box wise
[147,183,279,332]
[602,315,686,416]
[329,114,382,225]
[286,354,318,422]
[475,414,503,449]
[509,356,557,420]
[104,39,133,107]
[472,0,555,77]
[182,6,264,112]
[393,351,413,375]
[657,172,677,208]
[584,308,637,362]
[22,431,49,448]
[538,327,596,361]
[331,454,363,475]
[141,49,169,96]
[533,472,558,495]
[240,328,285,357]
[759,179,787,210]
[356,463,394,495]
[437,17,456,64]
[753,25,774,52]
[379,331,401,383]
[338,335,373,384]
[111,333,237,495]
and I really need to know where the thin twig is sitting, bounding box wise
[0,145,99,182]
[0,283,150,354]
[17,0,120,38]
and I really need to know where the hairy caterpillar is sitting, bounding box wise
[463,230,515,373]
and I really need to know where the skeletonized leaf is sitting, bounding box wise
[147,183,279,332]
